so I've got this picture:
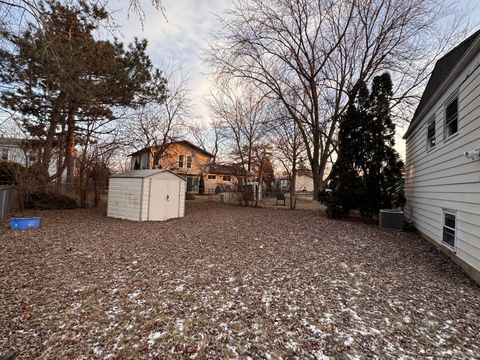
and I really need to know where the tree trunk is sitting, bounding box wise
[79,167,87,208]
[65,108,77,185]
[39,99,63,189]
[56,122,66,184]
[290,168,297,210]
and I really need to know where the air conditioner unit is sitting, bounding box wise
[379,209,405,231]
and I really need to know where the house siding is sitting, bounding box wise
[405,50,480,279]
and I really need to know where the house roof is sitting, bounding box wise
[207,164,254,176]
[0,137,23,146]
[110,169,185,181]
[0,137,51,149]
[277,169,313,180]
[128,140,214,158]
[404,29,480,139]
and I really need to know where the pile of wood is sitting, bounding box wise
[26,191,78,209]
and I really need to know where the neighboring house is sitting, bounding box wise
[205,164,254,192]
[0,137,39,167]
[129,140,214,192]
[277,170,314,192]
[403,30,480,283]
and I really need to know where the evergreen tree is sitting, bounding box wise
[0,1,166,187]
[321,73,404,219]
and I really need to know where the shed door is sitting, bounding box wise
[148,179,179,221]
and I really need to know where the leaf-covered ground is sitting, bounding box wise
[1,203,479,359]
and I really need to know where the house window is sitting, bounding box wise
[178,154,185,168]
[208,175,216,180]
[223,175,231,182]
[426,116,436,149]
[445,97,458,139]
[187,156,193,169]
[1,148,8,161]
[442,209,456,249]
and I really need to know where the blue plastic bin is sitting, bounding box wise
[10,217,41,230]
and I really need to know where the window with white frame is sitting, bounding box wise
[178,154,185,168]
[1,148,8,161]
[426,116,436,149]
[442,209,456,249]
[207,175,216,180]
[186,155,193,169]
[445,97,458,139]
[222,175,231,182]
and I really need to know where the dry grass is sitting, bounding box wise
[1,203,479,359]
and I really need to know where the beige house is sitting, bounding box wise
[129,140,213,192]
[205,164,254,193]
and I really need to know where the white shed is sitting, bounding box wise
[107,169,186,221]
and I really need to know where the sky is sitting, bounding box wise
[112,0,231,122]
[110,0,480,160]
[4,0,478,156]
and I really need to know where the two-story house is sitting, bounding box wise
[0,137,39,166]
[403,30,480,283]
[129,140,214,192]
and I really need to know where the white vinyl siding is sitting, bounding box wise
[405,52,480,275]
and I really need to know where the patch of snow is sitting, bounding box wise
[176,319,184,334]
[128,290,141,299]
[227,344,239,358]
[344,336,354,346]
[313,350,331,360]
[147,331,163,346]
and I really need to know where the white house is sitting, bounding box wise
[277,170,314,192]
[107,169,186,221]
[0,138,38,166]
[403,29,480,283]
[0,137,58,177]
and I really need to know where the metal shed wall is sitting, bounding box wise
[107,178,143,221]
[108,170,186,222]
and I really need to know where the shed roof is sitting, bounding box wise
[404,29,480,138]
[110,169,185,180]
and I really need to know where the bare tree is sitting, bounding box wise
[187,118,223,162]
[208,81,269,205]
[207,0,470,199]
[121,64,191,169]
[268,107,306,209]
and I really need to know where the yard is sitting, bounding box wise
[1,203,479,359]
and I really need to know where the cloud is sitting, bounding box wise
[111,0,232,123]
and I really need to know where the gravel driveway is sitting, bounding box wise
[1,203,479,359]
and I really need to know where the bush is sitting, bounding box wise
[318,189,346,219]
